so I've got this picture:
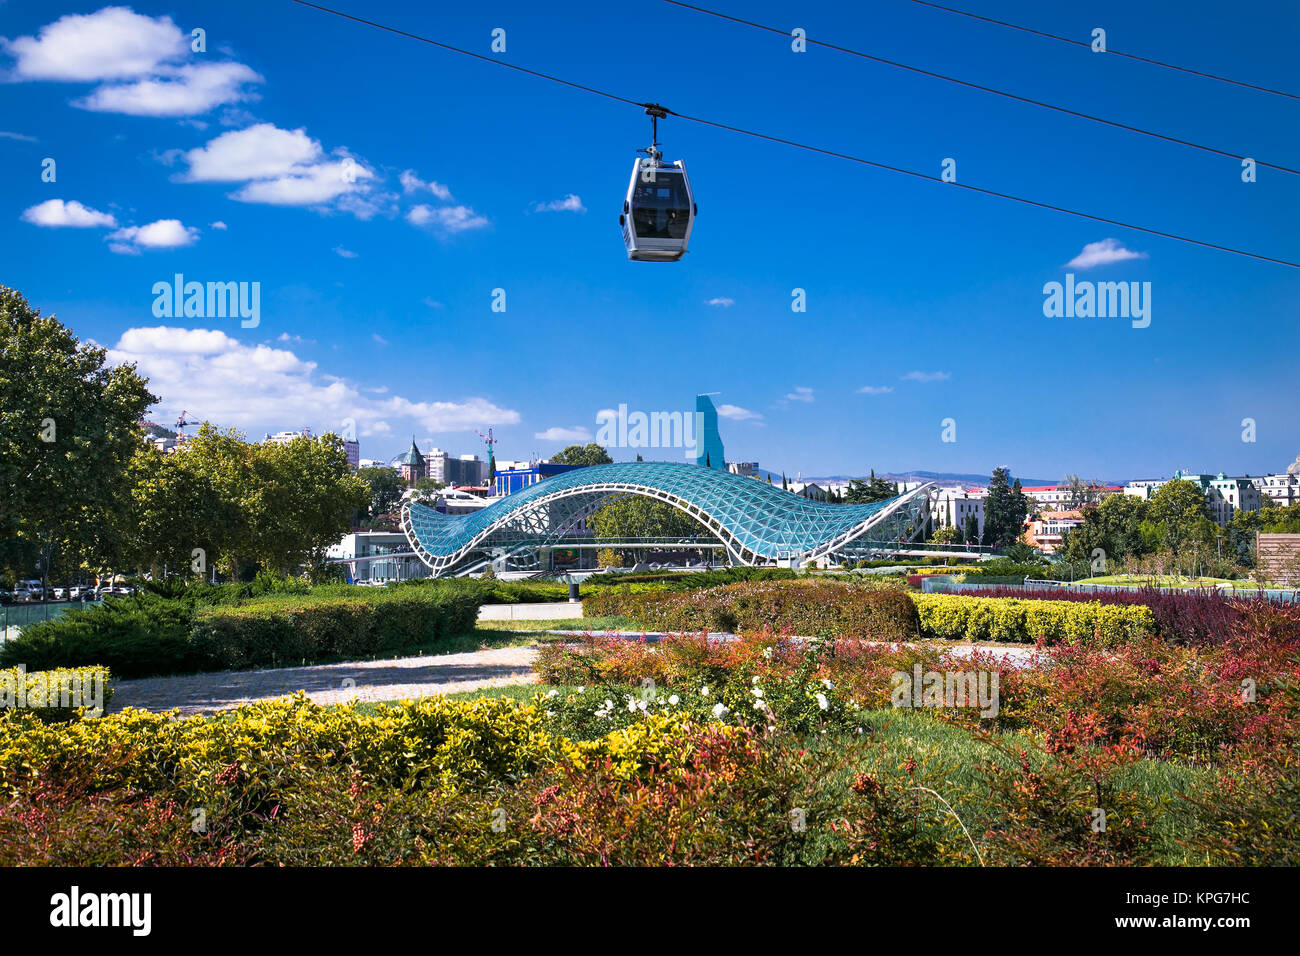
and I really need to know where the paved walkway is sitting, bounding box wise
[109,646,541,717]
[107,632,1044,717]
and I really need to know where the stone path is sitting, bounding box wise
[110,646,541,717]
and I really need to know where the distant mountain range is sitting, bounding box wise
[794,470,1130,488]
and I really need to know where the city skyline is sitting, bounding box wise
[3,0,1297,477]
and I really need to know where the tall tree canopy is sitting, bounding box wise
[983,467,1029,550]
[1,286,155,581]
[550,443,613,467]
[845,469,898,504]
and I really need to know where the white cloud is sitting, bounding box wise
[3,8,260,117]
[407,203,489,232]
[2,7,187,81]
[856,385,894,395]
[786,386,815,403]
[399,169,451,200]
[0,131,38,142]
[106,218,199,252]
[20,198,116,228]
[107,326,520,436]
[180,124,322,182]
[75,62,262,117]
[705,297,735,308]
[422,297,445,309]
[209,220,227,230]
[372,334,388,346]
[535,426,593,442]
[1065,238,1148,270]
[532,193,585,213]
[901,371,950,383]
[178,124,378,213]
[333,245,358,258]
[717,404,762,422]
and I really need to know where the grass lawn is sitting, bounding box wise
[473,615,639,632]
[1077,574,1243,588]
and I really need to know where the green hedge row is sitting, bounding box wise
[589,581,1156,647]
[0,588,479,679]
[0,666,113,721]
[585,580,921,643]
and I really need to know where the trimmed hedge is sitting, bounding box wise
[0,666,113,721]
[0,587,479,678]
[586,580,920,642]
[591,580,1156,646]
[911,593,1154,646]
[190,589,478,671]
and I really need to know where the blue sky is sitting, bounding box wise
[2,0,1297,481]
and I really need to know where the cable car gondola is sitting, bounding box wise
[621,104,696,261]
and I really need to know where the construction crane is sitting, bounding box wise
[477,428,499,487]
[174,410,194,444]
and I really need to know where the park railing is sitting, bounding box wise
[1,600,102,644]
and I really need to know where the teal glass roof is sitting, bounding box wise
[403,460,927,575]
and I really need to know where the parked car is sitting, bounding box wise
[67,585,93,601]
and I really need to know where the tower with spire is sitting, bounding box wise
[396,437,426,486]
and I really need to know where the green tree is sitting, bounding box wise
[551,443,613,466]
[983,467,1028,551]
[1,287,155,585]
[589,496,702,540]
[1060,474,1106,509]
[1146,479,1216,553]
[246,433,369,577]
[845,469,898,504]
[1060,493,1149,564]
[357,466,406,523]
[929,524,959,545]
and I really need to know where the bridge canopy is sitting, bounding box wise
[402,460,930,576]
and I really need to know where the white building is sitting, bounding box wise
[424,448,488,486]
[327,531,429,583]
[930,488,985,541]
[1125,472,1261,525]
[1253,472,1300,508]
[1021,484,1124,510]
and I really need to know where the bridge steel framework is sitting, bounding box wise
[401,461,932,577]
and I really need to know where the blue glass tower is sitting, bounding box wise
[694,394,725,469]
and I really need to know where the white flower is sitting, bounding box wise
[700,686,710,696]
[578,686,585,693]
[604,699,614,710]
[816,693,829,711]
[762,647,773,658]
[627,697,639,713]
[751,687,764,698]
[545,710,554,717]
[668,695,680,705]
[751,676,761,685]
[821,679,834,690]
[546,689,558,698]
[712,702,729,718]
